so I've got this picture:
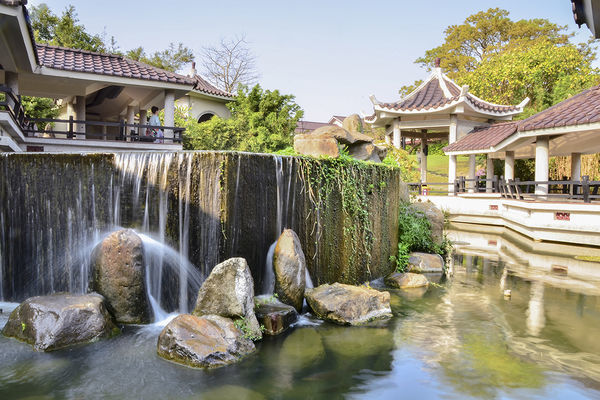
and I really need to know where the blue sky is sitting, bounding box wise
[29,1,595,121]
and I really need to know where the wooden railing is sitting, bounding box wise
[408,175,600,203]
[0,85,185,144]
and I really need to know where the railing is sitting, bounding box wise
[0,85,185,145]
[408,175,600,203]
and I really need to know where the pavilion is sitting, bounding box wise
[364,60,528,190]
[445,83,600,197]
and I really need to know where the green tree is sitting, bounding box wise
[30,4,106,52]
[183,84,303,153]
[415,8,570,78]
[461,40,600,117]
[126,43,194,73]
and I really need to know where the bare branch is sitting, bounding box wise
[200,34,260,93]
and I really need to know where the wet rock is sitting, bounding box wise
[273,229,306,311]
[409,202,444,246]
[342,114,363,133]
[254,296,298,335]
[2,293,119,351]
[311,125,368,145]
[407,252,445,273]
[157,314,255,369]
[90,229,150,324]
[278,328,324,371]
[305,283,392,325]
[385,272,429,289]
[193,257,262,340]
[293,135,339,158]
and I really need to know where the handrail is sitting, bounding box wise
[407,175,599,203]
[1,85,186,145]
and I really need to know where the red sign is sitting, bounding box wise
[489,204,498,210]
[555,212,570,221]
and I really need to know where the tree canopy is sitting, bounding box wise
[409,8,600,117]
[183,84,303,153]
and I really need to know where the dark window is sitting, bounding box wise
[198,113,215,123]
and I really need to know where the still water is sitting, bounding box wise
[1,226,600,399]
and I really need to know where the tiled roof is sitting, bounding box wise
[36,44,194,85]
[518,85,600,131]
[377,70,519,114]
[444,122,518,152]
[444,84,600,153]
[191,74,233,98]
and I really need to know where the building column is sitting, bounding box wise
[468,154,476,193]
[75,95,86,139]
[420,133,427,183]
[164,90,175,140]
[535,136,549,198]
[126,105,136,142]
[4,71,19,111]
[571,152,582,181]
[138,109,147,137]
[448,114,458,193]
[102,124,107,141]
[392,119,401,149]
[505,151,515,181]
[384,134,391,145]
[486,156,494,193]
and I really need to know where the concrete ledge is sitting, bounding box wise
[419,195,600,247]
[20,137,182,152]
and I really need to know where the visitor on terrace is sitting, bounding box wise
[148,106,164,143]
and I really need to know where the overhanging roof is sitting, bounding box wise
[365,68,528,126]
[445,84,600,156]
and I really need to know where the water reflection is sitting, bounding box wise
[1,227,600,399]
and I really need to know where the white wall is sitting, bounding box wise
[178,94,230,122]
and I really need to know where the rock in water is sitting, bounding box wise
[273,229,306,312]
[409,202,444,247]
[407,252,445,273]
[254,296,298,335]
[2,293,119,351]
[193,258,262,340]
[342,114,363,133]
[90,229,150,324]
[305,283,392,325]
[157,314,255,369]
[384,272,429,289]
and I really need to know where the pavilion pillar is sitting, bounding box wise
[448,114,458,193]
[571,152,582,181]
[126,105,136,142]
[468,154,476,193]
[102,124,107,141]
[75,95,86,139]
[505,151,515,181]
[486,156,494,193]
[5,71,19,111]
[420,132,427,183]
[164,90,175,140]
[384,134,391,145]
[535,136,549,198]
[138,109,147,137]
[392,119,401,149]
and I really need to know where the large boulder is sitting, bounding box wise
[293,135,339,158]
[254,296,298,335]
[348,143,381,163]
[409,202,444,246]
[90,229,150,324]
[305,283,392,325]
[2,293,119,351]
[342,114,363,133]
[385,272,429,289]
[311,125,370,145]
[157,314,255,369]
[273,229,306,311]
[193,257,262,340]
[407,252,445,273]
